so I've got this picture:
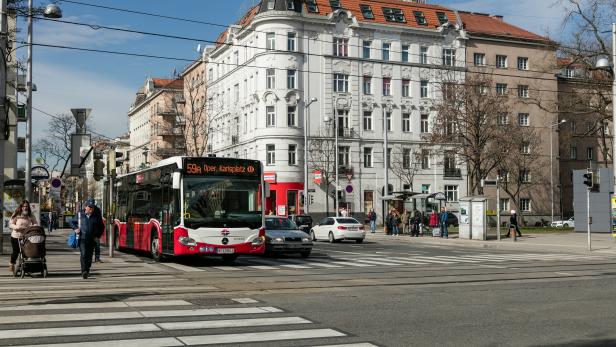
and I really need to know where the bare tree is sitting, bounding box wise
[427,74,510,195]
[390,147,422,190]
[307,126,337,216]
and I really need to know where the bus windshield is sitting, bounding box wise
[183,176,262,229]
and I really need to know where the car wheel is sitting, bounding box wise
[300,250,311,258]
[328,232,336,243]
[563,223,569,228]
[355,239,364,244]
[310,230,316,241]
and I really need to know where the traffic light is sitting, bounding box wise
[108,150,124,176]
[93,158,105,181]
[309,194,314,205]
[583,171,593,188]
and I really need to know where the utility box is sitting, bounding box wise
[458,196,488,240]
[459,198,471,239]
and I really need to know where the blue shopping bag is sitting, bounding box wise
[67,232,79,248]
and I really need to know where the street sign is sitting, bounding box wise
[481,179,497,187]
[50,178,61,189]
[307,188,316,193]
[314,170,322,184]
[345,184,353,193]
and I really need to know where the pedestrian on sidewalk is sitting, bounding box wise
[439,207,449,239]
[391,209,401,236]
[401,209,410,235]
[8,200,38,274]
[75,198,104,279]
[506,210,522,238]
[368,208,377,233]
[412,210,421,237]
[47,211,54,234]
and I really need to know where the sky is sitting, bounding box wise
[22,0,567,147]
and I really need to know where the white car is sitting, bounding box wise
[551,217,575,228]
[310,217,366,243]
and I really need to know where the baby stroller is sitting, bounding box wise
[13,226,48,278]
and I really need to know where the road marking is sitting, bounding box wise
[0,311,143,324]
[304,261,343,268]
[555,272,575,276]
[400,257,450,264]
[211,266,244,271]
[140,306,283,318]
[328,261,374,267]
[158,316,311,330]
[340,258,404,266]
[15,337,182,347]
[231,298,259,304]
[317,344,379,347]
[178,328,346,345]
[0,323,160,339]
[431,256,481,263]
[247,265,278,270]
[0,300,192,311]
[280,264,312,269]
[160,262,206,272]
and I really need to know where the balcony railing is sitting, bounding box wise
[337,127,356,138]
[443,167,462,178]
[153,127,182,136]
[156,107,177,116]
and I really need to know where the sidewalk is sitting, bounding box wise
[366,228,616,255]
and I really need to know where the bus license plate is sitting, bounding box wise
[217,248,234,254]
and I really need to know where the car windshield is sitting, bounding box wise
[183,176,262,229]
[296,216,312,224]
[265,218,298,230]
[336,218,360,224]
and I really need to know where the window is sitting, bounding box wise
[421,149,430,169]
[333,73,349,93]
[387,148,392,168]
[402,113,410,132]
[497,113,509,125]
[520,169,531,183]
[383,77,392,96]
[521,142,530,154]
[286,0,295,10]
[421,114,429,133]
[570,120,577,133]
[564,68,574,78]
[329,0,342,10]
[333,37,348,57]
[401,45,409,62]
[364,147,373,168]
[517,85,529,98]
[339,146,350,166]
[414,11,427,25]
[382,42,390,61]
[363,76,372,95]
[266,106,276,127]
[266,69,275,89]
[266,144,275,165]
[403,149,411,169]
[496,83,508,95]
[267,0,275,10]
[420,80,429,98]
[287,32,296,51]
[496,55,507,68]
[520,198,531,212]
[362,40,371,59]
[208,68,213,81]
[363,111,373,130]
[287,106,296,127]
[402,79,410,97]
[570,146,577,159]
[234,84,239,102]
[517,57,529,70]
[445,185,458,202]
[266,32,275,50]
[306,0,318,12]
[473,53,486,66]
[364,190,374,213]
[499,198,509,212]
[518,113,529,126]
[436,11,448,25]
[587,146,594,160]
[386,111,392,131]
[287,69,296,89]
[383,7,405,22]
[360,4,374,19]
[288,144,297,165]
[420,47,428,64]
[586,121,592,133]
[442,48,455,66]
[421,184,430,194]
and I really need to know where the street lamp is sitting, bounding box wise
[549,119,566,223]
[24,1,62,201]
[323,112,338,217]
[303,97,317,214]
[142,146,149,167]
[595,23,616,197]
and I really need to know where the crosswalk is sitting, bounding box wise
[163,252,603,272]
[0,298,376,347]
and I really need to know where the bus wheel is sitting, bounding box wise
[221,254,238,264]
[150,231,162,262]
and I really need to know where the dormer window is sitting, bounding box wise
[436,12,448,25]
[267,0,275,10]
[306,0,319,13]
[329,0,342,10]
[360,4,374,19]
[286,0,295,10]
[383,8,405,23]
[564,68,574,78]
[414,11,427,25]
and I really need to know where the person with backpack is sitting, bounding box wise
[74,198,104,279]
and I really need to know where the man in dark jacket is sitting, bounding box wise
[75,198,104,279]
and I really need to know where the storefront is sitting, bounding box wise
[264,172,303,216]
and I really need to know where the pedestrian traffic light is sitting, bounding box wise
[93,158,105,181]
[583,171,593,188]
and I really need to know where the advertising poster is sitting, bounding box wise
[3,185,24,230]
[611,196,616,237]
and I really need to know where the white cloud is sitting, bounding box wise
[29,62,135,143]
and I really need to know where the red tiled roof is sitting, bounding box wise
[152,78,183,90]
[216,5,260,46]
[458,11,549,43]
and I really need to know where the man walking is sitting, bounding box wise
[439,207,449,239]
[75,198,104,279]
[401,209,410,235]
[369,208,377,233]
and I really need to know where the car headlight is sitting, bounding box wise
[270,237,284,243]
[302,237,310,243]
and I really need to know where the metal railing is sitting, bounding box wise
[443,167,462,178]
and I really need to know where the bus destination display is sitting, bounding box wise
[183,158,260,177]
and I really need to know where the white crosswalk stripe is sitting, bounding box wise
[0,298,367,346]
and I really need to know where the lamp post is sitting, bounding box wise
[303,97,317,214]
[24,1,62,201]
[549,119,566,223]
[595,23,616,197]
[324,111,339,217]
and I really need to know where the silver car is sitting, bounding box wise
[264,216,313,257]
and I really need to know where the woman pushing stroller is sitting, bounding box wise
[8,200,38,274]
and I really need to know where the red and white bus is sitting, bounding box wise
[111,156,266,262]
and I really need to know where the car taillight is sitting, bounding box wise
[337,225,347,230]
[358,226,365,230]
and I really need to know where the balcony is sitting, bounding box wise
[156,107,177,117]
[337,127,356,138]
[443,167,462,178]
[155,147,184,157]
[153,126,182,136]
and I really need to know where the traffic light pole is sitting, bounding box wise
[108,174,114,258]
[587,187,591,251]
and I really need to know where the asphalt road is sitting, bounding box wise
[1,233,616,346]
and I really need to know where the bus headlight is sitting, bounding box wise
[178,236,196,246]
[252,235,265,245]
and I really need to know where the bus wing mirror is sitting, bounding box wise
[172,172,181,190]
